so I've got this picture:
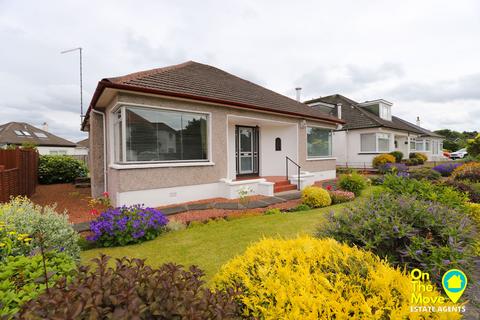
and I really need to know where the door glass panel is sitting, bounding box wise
[240,157,252,172]
[240,129,252,152]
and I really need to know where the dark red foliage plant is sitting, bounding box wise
[18,255,242,319]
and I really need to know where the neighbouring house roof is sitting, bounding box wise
[82,61,344,130]
[305,94,443,138]
[76,138,89,148]
[0,122,77,147]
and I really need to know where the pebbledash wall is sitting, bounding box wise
[89,92,337,207]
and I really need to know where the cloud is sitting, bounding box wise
[296,62,405,98]
[387,73,480,102]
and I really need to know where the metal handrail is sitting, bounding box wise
[285,156,301,190]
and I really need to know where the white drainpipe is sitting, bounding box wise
[91,109,107,193]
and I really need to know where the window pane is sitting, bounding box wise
[361,134,376,152]
[307,127,331,157]
[124,107,207,162]
[378,138,390,151]
[114,110,123,162]
[181,113,207,160]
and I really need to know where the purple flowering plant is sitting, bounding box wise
[88,205,168,247]
[432,162,462,177]
[378,162,408,175]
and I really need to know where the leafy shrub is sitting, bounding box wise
[165,219,186,232]
[301,186,331,208]
[264,208,282,215]
[0,223,33,262]
[318,193,476,281]
[409,167,441,181]
[38,155,88,184]
[382,174,468,208]
[441,179,480,203]
[466,202,480,228]
[338,172,367,196]
[0,252,76,317]
[452,162,480,182]
[328,190,355,204]
[389,151,403,162]
[466,133,480,157]
[289,204,311,212]
[370,175,385,185]
[403,158,420,166]
[19,255,241,319]
[0,197,80,259]
[214,237,458,319]
[88,205,168,247]
[336,167,353,174]
[432,162,462,176]
[378,162,408,174]
[409,152,427,164]
[372,153,395,168]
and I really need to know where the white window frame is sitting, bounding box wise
[306,126,333,159]
[380,105,392,121]
[110,102,213,168]
[360,133,392,153]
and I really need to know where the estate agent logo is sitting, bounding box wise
[410,268,467,313]
[442,269,467,303]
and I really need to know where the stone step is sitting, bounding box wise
[274,184,297,193]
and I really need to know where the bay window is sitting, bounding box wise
[360,133,392,152]
[307,127,332,158]
[113,105,208,163]
[410,138,431,152]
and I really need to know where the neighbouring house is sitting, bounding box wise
[0,122,83,155]
[82,61,344,207]
[304,94,445,167]
[75,138,89,156]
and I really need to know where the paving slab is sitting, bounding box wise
[275,191,301,201]
[260,197,286,205]
[161,205,188,215]
[73,221,90,232]
[186,203,213,210]
[214,202,245,210]
[245,200,270,209]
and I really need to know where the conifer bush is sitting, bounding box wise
[301,186,331,208]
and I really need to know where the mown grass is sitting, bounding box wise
[81,187,379,280]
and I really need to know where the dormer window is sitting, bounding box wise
[380,105,392,121]
[359,99,393,121]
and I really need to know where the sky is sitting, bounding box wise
[1,0,479,142]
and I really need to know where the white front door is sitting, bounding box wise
[238,127,254,174]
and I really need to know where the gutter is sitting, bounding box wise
[91,109,107,193]
[82,80,345,130]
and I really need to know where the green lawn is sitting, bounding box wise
[81,187,378,280]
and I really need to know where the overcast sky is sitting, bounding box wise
[1,0,479,141]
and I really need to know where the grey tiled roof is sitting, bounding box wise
[305,94,443,138]
[0,122,76,147]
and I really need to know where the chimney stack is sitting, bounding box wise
[295,87,302,102]
[416,116,421,127]
[336,103,342,119]
[42,122,48,132]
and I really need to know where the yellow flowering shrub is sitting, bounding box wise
[214,237,460,320]
[372,153,396,168]
[301,186,331,208]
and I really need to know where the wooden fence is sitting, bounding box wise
[0,148,39,203]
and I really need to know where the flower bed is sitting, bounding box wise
[432,162,462,177]
[88,205,168,247]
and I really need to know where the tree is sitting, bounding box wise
[466,133,480,157]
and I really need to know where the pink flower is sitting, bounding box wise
[89,209,99,216]
[102,192,109,198]
[326,185,332,191]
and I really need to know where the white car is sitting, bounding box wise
[449,148,468,160]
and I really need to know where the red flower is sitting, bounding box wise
[102,192,109,198]
[326,185,332,191]
[89,209,99,216]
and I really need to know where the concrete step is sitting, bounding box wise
[274,184,297,193]
[274,180,291,186]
